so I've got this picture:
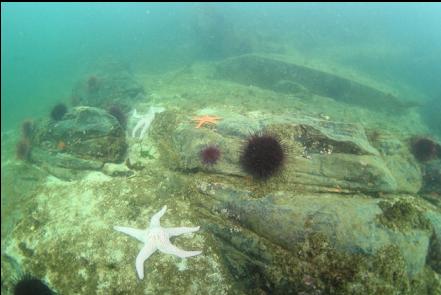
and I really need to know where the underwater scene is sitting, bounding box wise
[1,2,441,294]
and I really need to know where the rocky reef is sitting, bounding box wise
[2,55,440,294]
[216,54,419,113]
[27,106,127,180]
[162,109,421,195]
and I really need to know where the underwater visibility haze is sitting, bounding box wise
[1,2,441,294]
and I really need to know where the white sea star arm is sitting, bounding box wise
[114,205,202,280]
[139,118,151,139]
[136,242,158,279]
[157,240,202,258]
[166,226,200,237]
[149,205,167,228]
[114,226,146,243]
[133,109,142,119]
[132,118,145,138]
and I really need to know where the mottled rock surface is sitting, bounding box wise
[29,106,127,179]
[1,172,230,295]
[198,183,431,276]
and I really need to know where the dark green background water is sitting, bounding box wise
[2,3,441,134]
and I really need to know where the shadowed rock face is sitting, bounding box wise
[216,54,417,112]
[29,106,127,179]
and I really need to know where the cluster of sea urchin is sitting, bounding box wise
[199,132,285,180]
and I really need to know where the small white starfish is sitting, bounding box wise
[131,106,165,139]
[114,205,202,279]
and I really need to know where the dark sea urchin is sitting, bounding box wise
[108,105,127,128]
[240,133,285,180]
[50,103,68,121]
[13,273,54,295]
[411,137,441,162]
[200,145,221,165]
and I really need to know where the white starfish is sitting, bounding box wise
[114,205,202,279]
[131,106,165,139]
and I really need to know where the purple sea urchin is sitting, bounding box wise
[50,103,67,121]
[411,137,440,162]
[200,145,221,165]
[240,133,285,179]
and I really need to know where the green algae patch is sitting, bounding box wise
[149,110,182,169]
[269,234,440,295]
[377,199,432,232]
[210,224,439,295]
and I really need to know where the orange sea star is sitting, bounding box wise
[57,140,66,150]
[192,115,222,128]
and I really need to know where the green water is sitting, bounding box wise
[1,3,441,294]
[2,3,441,132]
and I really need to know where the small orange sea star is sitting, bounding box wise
[192,115,222,128]
[57,140,66,150]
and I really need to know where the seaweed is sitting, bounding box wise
[377,199,432,232]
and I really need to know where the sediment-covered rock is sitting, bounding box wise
[216,54,417,112]
[29,106,127,179]
[164,109,421,194]
[71,67,145,110]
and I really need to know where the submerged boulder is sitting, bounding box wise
[195,181,440,293]
[163,109,421,194]
[197,183,432,277]
[216,54,417,112]
[30,106,127,179]
[71,68,145,110]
